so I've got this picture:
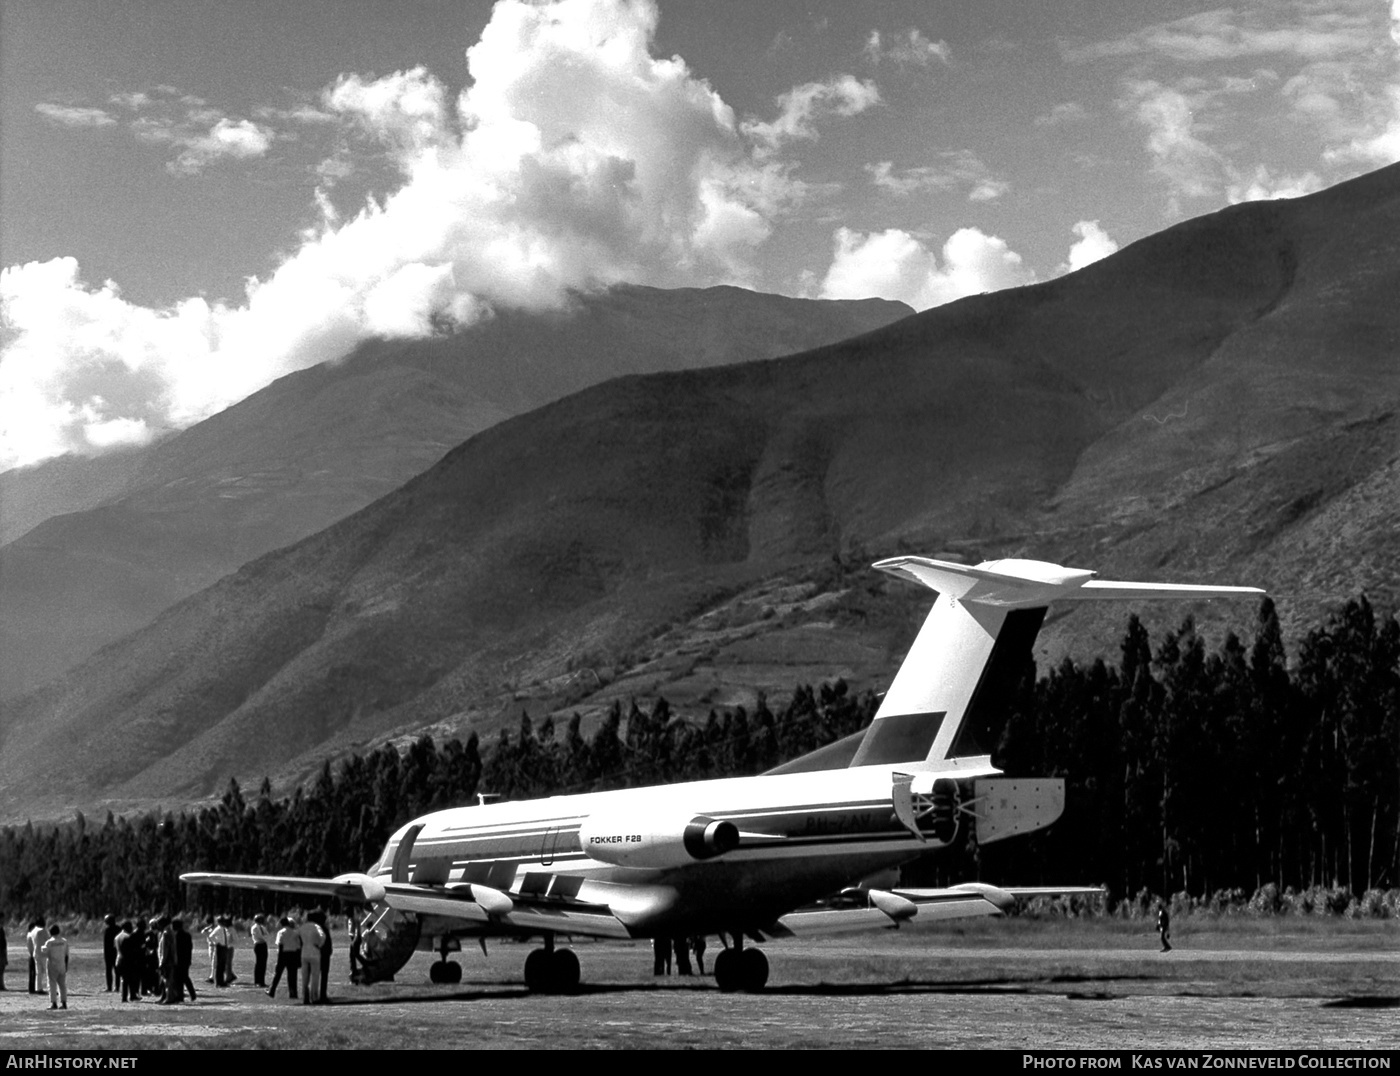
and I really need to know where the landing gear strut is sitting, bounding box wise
[523,934,581,994]
[713,933,768,993]
[428,935,462,984]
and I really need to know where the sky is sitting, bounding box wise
[2,0,1398,472]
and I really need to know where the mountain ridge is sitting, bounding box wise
[2,163,1399,823]
[0,286,909,698]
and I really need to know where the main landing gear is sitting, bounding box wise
[712,935,768,993]
[428,935,463,984]
[523,935,581,994]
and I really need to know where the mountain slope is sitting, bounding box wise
[3,163,1399,822]
[0,286,908,698]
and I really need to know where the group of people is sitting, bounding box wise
[652,935,706,976]
[266,910,335,1004]
[107,915,200,1003]
[0,909,348,1011]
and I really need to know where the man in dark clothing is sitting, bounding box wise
[673,936,692,976]
[174,919,197,1001]
[348,919,362,985]
[102,915,119,991]
[1157,904,1172,952]
[0,913,8,990]
[118,922,142,1001]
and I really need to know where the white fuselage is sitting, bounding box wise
[371,762,978,935]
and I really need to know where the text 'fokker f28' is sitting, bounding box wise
[183,556,1262,993]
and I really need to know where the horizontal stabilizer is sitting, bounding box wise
[873,556,1264,608]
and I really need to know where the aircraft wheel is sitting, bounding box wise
[428,961,445,984]
[444,960,462,984]
[740,948,768,992]
[551,949,580,993]
[712,948,741,993]
[523,948,551,993]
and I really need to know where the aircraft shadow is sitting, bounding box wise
[324,973,1162,1004]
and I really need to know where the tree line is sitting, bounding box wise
[1,595,1396,920]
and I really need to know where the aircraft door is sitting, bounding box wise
[540,826,560,866]
[391,823,425,883]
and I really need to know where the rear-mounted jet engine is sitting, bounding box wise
[578,812,739,868]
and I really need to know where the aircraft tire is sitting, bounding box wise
[713,949,741,993]
[429,961,444,984]
[740,948,768,992]
[524,948,551,992]
[551,949,581,993]
[445,960,462,984]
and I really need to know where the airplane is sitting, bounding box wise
[182,555,1263,993]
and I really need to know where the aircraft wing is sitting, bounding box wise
[180,870,635,940]
[181,871,387,903]
[765,882,1106,938]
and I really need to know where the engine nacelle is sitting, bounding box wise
[578,812,740,868]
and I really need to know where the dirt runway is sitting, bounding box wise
[2,927,1397,1050]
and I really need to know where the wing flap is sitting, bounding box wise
[382,882,634,939]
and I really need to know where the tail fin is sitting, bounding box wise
[849,557,1263,768]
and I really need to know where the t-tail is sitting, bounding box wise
[849,557,1264,768]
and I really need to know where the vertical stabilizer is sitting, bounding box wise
[850,557,1263,767]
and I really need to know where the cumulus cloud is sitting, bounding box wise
[168,118,274,175]
[818,226,1034,311]
[0,0,818,471]
[742,74,880,151]
[35,103,117,128]
[863,29,951,67]
[1059,220,1119,273]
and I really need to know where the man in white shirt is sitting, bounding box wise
[298,914,325,1005]
[250,914,270,987]
[268,916,302,999]
[42,924,69,1010]
[26,921,47,994]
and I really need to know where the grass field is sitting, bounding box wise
[2,918,1397,1050]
